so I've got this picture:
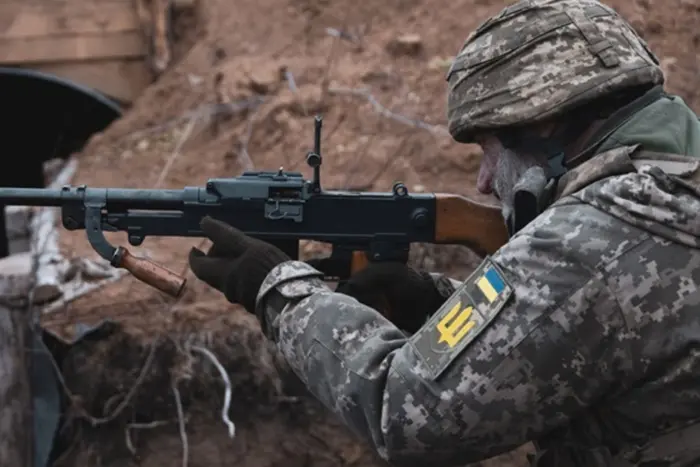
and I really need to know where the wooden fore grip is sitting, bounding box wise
[434,193,509,255]
[112,247,187,298]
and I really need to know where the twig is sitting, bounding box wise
[153,113,201,188]
[236,102,263,171]
[125,419,171,454]
[191,345,236,438]
[41,270,128,314]
[50,424,82,467]
[92,342,158,425]
[120,97,264,146]
[320,34,340,101]
[340,131,382,189]
[284,69,307,117]
[344,134,415,190]
[328,86,450,136]
[172,383,189,467]
[41,341,158,427]
[324,27,360,45]
[321,113,347,145]
[320,7,352,101]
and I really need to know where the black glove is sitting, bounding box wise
[188,216,291,313]
[308,260,447,333]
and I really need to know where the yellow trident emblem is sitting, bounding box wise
[436,301,476,348]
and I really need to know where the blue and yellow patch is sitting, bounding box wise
[410,257,513,380]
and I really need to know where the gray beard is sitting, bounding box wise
[493,147,546,221]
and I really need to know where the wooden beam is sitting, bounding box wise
[34,58,152,103]
[0,2,140,40]
[0,274,32,467]
[0,31,146,64]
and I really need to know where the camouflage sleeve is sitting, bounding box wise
[255,204,632,466]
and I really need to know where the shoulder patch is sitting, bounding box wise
[409,257,513,380]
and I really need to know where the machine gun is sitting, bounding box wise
[0,116,508,298]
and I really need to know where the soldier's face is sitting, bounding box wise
[476,136,500,195]
[476,135,545,214]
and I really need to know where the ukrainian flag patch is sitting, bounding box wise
[476,267,506,302]
[410,257,513,380]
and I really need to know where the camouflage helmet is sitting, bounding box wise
[446,0,665,143]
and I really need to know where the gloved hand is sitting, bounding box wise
[308,260,447,333]
[188,216,291,313]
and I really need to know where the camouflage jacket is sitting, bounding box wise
[255,90,700,467]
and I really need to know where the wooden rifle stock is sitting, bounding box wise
[433,193,508,256]
[347,193,508,273]
[347,193,508,321]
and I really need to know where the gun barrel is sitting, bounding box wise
[0,187,67,206]
[0,186,191,209]
[103,189,188,209]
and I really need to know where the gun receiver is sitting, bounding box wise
[0,115,508,298]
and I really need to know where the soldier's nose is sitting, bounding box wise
[477,159,495,194]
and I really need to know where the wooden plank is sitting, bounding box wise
[0,31,146,64]
[0,275,32,467]
[34,58,152,102]
[0,2,140,40]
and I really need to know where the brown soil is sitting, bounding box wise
[40,0,700,466]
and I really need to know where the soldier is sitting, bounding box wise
[188,0,700,465]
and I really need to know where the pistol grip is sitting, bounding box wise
[350,250,370,274]
[349,251,396,319]
[112,247,187,298]
[310,251,397,320]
